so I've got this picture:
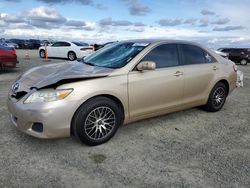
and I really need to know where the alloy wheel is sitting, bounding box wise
[68,52,76,61]
[84,106,116,140]
[212,87,225,107]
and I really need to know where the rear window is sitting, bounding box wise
[180,44,206,65]
[221,49,231,53]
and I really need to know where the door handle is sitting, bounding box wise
[213,66,218,70]
[173,71,183,77]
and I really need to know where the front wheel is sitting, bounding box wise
[240,59,248,66]
[202,82,227,112]
[72,97,123,146]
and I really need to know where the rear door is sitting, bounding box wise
[179,44,219,106]
[128,43,184,119]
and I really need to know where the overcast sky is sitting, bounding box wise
[0,0,249,48]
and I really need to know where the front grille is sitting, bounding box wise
[11,91,27,100]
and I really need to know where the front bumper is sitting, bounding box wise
[7,96,78,139]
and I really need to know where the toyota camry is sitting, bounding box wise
[7,39,237,145]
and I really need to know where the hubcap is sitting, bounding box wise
[212,87,225,107]
[41,51,45,57]
[84,106,115,140]
[69,53,75,60]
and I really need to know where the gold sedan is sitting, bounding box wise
[7,40,237,145]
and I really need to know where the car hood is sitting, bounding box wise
[15,61,113,92]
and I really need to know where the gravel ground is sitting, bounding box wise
[0,50,249,188]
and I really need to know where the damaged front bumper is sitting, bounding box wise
[7,90,78,139]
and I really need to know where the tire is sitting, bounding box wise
[240,59,248,66]
[202,82,227,112]
[72,97,123,146]
[68,51,77,61]
[39,50,45,58]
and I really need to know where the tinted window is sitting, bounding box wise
[52,42,62,47]
[180,44,206,65]
[231,49,240,53]
[52,42,70,47]
[141,44,179,68]
[221,49,231,53]
[61,42,71,47]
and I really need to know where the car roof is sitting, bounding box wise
[219,47,250,50]
[120,39,204,46]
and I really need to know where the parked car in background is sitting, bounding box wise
[29,39,41,49]
[8,40,237,145]
[40,40,53,46]
[1,42,19,49]
[38,41,93,61]
[218,48,250,65]
[8,39,33,49]
[0,45,18,68]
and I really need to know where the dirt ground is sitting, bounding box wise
[0,50,249,188]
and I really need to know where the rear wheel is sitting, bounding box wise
[202,82,227,112]
[68,51,76,61]
[39,50,45,58]
[240,59,248,66]
[72,97,123,146]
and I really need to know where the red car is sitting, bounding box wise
[0,45,18,68]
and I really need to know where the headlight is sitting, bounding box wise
[24,89,73,103]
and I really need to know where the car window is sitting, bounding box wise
[221,49,231,53]
[231,49,239,53]
[180,44,206,65]
[52,42,62,47]
[84,42,148,69]
[52,42,70,47]
[61,42,71,47]
[204,53,217,63]
[141,44,179,68]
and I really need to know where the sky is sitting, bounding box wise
[0,0,250,48]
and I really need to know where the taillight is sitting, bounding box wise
[80,47,93,51]
[233,64,237,72]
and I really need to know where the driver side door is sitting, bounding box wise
[48,42,62,58]
[128,44,184,120]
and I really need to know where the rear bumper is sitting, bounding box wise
[0,60,18,68]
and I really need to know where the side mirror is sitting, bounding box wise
[137,61,156,71]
